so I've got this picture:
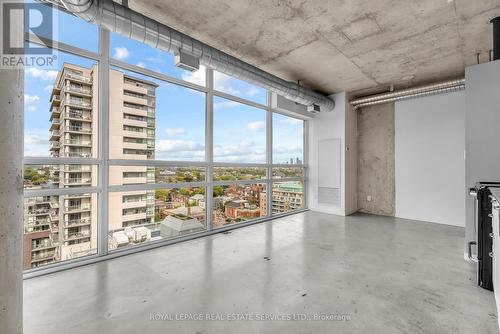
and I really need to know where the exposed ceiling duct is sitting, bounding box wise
[58,0,335,112]
[350,79,465,110]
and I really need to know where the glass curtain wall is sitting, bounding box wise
[23,5,307,274]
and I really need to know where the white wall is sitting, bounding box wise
[308,92,357,216]
[395,91,465,226]
[308,92,346,215]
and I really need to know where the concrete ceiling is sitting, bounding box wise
[128,0,500,96]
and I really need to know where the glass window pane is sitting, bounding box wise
[23,193,98,269]
[109,32,205,85]
[271,181,304,214]
[213,167,267,181]
[25,48,98,157]
[272,113,304,164]
[108,188,206,250]
[24,165,97,190]
[272,167,304,179]
[214,71,266,104]
[109,166,205,186]
[109,67,205,161]
[25,2,98,52]
[214,97,266,163]
[213,183,266,228]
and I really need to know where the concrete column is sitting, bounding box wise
[0,35,24,334]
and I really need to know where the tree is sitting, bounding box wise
[24,167,36,181]
[179,188,191,196]
[154,212,165,222]
[31,174,41,184]
[192,188,205,195]
[213,186,224,197]
[155,189,168,201]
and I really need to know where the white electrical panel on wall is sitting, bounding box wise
[318,138,341,205]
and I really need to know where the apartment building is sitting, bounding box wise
[23,64,99,269]
[23,63,158,269]
[259,182,304,216]
[23,196,59,269]
[108,69,158,247]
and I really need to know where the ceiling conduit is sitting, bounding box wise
[350,79,465,110]
[58,0,335,112]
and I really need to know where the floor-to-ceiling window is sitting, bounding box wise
[23,4,308,275]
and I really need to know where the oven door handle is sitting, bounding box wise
[468,241,479,263]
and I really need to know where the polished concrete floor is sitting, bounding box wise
[24,212,498,333]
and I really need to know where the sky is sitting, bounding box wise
[24,6,303,163]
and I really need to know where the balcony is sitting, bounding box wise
[64,230,90,241]
[49,141,60,151]
[31,241,56,251]
[31,252,56,262]
[64,139,92,146]
[65,85,92,96]
[64,111,92,121]
[65,204,91,213]
[64,165,92,172]
[26,198,51,205]
[27,219,51,228]
[49,107,60,121]
[49,130,61,140]
[63,125,92,133]
[67,99,92,109]
[65,218,91,227]
[65,72,92,84]
[50,119,61,130]
[66,152,92,158]
[50,95,61,105]
[64,177,92,185]
[28,208,50,215]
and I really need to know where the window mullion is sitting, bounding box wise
[206,68,214,231]
[97,27,110,257]
[267,91,273,218]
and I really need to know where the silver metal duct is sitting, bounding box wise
[59,0,335,112]
[351,79,465,110]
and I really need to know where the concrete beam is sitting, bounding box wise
[0,34,24,334]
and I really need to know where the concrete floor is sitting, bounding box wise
[24,211,498,334]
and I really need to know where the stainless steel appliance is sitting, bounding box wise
[468,182,500,291]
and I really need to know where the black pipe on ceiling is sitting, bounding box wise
[491,16,500,61]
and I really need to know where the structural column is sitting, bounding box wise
[0,36,24,334]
